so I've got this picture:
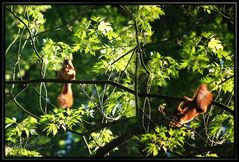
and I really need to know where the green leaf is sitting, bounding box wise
[201,32,215,39]
[98,21,113,35]
[44,123,58,136]
[208,38,223,53]
[25,129,30,138]
[217,50,229,59]
[5,117,17,128]
[144,143,158,156]
[6,146,42,157]
[6,117,17,124]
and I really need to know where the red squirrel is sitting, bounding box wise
[57,59,76,109]
[169,84,213,127]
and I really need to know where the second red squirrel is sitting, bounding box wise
[57,59,76,109]
[169,84,213,127]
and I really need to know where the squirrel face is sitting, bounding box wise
[58,59,76,80]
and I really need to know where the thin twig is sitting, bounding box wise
[120,5,141,120]
[218,75,234,85]
[13,97,40,120]
[5,84,29,105]
[19,6,93,41]
[82,135,93,155]
[5,29,20,55]
[94,84,103,107]
[33,87,56,108]
[100,72,113,107]
[109,47,136,65]
[10,29,28,94]
[81,86,113,122]
[121,5,153,132]
[144,11,219,48]
[103,48,136,104]
[6,7,44,78]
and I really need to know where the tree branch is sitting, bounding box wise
[94,131,135,157]
[212,101,234,117]
[5,78,135,94]
[5,79,234,116]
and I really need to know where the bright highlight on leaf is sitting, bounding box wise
[98,21,113,35]
[208,38,223,53]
